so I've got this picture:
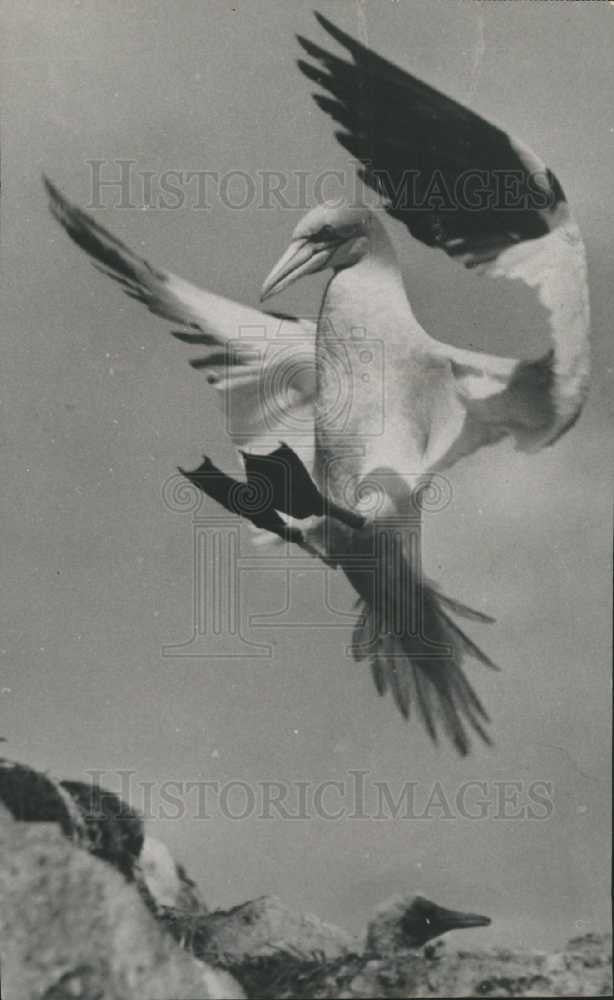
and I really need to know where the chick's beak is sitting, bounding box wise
[435,905,492,932]
[260,237,332,301]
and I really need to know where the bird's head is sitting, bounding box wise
[260,201,376,301]
[400,895,492,947]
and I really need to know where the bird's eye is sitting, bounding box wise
[317,224,335,240]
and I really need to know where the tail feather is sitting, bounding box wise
[370,654,388,697]
[430,668,472,756]
[431,585,496,625]
[383,635,411,719]
[448,662,491,722]
[437,606,500,672]
[412,663,439,745]
[347,531,497,755]
[352,605,376,662]
[448,671,493,746]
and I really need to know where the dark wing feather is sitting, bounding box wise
[298,13,565,266]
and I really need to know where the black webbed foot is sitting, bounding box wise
[241,444,365,529]
[179,444,364,551]
[179,456,303,544]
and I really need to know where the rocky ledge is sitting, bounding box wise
[0,759,610,999]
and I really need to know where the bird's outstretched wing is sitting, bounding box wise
[298,13,565,262]
[298,14,590,456]
[44,177,317,467]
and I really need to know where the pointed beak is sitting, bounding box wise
[435,905,491,933]
[260,237,332,302]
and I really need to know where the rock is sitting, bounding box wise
[539,934,613,996]
[196,894,357,965]
[135,834,208,948]
[0,759,83,838]
[61,778,144,879]
[294,938,612,998]
[0,818,245,999]
[137,834,206,914]
[1,756,609,998]
[0,760,146,882]
[0,757,210,960]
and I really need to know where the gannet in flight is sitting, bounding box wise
[44,17,589,755]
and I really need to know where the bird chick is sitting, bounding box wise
[365,894,491,958]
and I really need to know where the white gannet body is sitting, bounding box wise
[44,15,589,754]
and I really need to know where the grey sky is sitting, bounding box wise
[1,1,612,950]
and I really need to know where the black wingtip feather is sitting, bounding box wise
[314,12,359,54]
[296,34,320,58]
[296,33,343,65]
[42,173,59,200]
[170,330,215,345]
[299,18,564,258]
[297,58,329,86]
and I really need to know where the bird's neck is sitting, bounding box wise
[320,222,421,344]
